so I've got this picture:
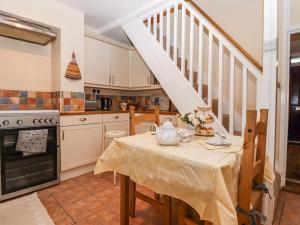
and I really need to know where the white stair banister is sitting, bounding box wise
[166,7,171,56]
[207,31,213,106]
[173,3,179,62]
[189,14,195,85]
[218,43,223,123]
[153,13,157,41]
[123,0,265,136]
[198,22,204,98]
[181,5,186,74]
[242,66,248,136]
[229,53,235,135]
[159,10,164,48]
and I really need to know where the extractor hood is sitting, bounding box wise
[0,14,56,46]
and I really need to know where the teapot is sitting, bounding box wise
[154,119,180,146]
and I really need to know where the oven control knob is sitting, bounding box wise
[39,119,44,123]
[3,120,9,126]
[33,119,38,124]
[16,120,23,125]
[50,118,55,123]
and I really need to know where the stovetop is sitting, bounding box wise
[0,110,59,129]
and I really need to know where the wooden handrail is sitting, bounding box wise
[186,0,263,72]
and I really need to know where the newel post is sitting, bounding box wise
[260,0,278,169]
[260,0,278,224]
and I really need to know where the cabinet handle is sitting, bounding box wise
[62,130,65,141]
[147,76,150,85]
[113,116,119,119]
[80,118,87,122]
[104,125,107,133]
[112,76,115,85]
[109,76,111,84]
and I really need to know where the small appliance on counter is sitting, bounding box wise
[100,97,112,110]
[85,89,100,111]
[85,100,97,111]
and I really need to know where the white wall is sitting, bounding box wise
[0,37,52,91]
[290,0,300,26]
[192,0,263,65]
[0,0,84,92]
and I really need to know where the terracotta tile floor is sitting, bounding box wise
[38,172,163,225]
[38,172,300,225]
[273,191,300,225]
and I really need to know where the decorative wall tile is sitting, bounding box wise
[0,89,85,112]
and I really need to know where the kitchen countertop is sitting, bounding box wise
[60,110,178,116]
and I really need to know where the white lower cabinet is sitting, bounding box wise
[60,115,103,171]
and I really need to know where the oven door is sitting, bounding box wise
[0,126,58,197]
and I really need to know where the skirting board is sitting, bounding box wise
[60,163,96,181]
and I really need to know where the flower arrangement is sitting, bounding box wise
[180,107,214,136]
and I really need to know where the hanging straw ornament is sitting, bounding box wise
[65,51,82,80]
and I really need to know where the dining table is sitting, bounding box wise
[94,132,274,225]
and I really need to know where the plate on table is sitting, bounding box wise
[206,138,232,147]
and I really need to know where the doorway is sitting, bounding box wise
[286,32,300,193]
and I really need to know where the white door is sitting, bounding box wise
[61,124,102,171]
[109,45,129,87]
[103,121,129,150]
[85,36,110,85]
[130,50,151,87]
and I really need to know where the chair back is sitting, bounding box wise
[129,106,160,135]
[238,109,268,225]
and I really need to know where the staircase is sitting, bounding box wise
[122,0,263,135]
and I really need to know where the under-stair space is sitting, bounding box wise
[123,0,263,136]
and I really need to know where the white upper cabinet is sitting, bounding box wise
[84,36,110,85]
[84,36,151,89]
[109,45,129,87]
[129,50,151,88]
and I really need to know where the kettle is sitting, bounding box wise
[154,119,180,146]
[100,97,112,110]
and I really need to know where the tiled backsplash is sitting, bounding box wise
[0,89,84,112]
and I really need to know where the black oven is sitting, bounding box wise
[0,111,60,201]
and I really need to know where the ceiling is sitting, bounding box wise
[54,0,167,46]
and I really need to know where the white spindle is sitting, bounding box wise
[147,16,151,33]
[166,8,171,56]
[256,80,261,119]
[242,65,248,136]
[207,31,213,106]
[229,53,235,135]
[218,43,223,123]
[181,6,186,74]
[198,23,203,98]
[159,10,164,48]
[153,13,157,40]
[189,14,194,85]
[173,3,178,62]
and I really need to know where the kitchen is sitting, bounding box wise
[0,0,181,224]
[0,0,295,225]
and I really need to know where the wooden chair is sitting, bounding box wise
[237,109,268,225]
[177,109,268,225]
[128,106,172,225]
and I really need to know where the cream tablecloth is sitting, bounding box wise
[94,133,273,225]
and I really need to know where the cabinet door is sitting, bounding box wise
[130,50,151,87]
[61,124,102,171]
[85,37,110,85]
[103,121,129,150]
[109,45,129,87]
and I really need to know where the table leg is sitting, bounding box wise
[120,175,130,225]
